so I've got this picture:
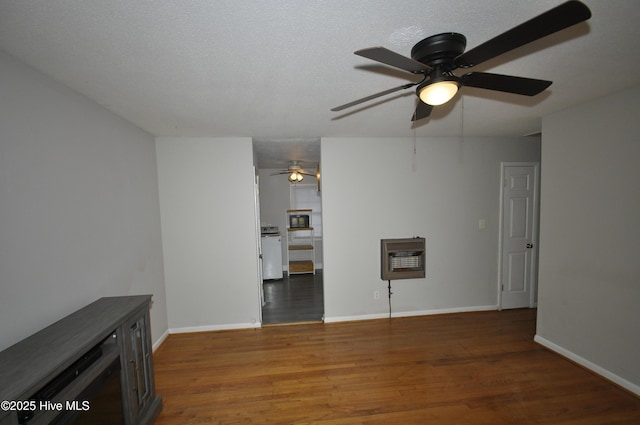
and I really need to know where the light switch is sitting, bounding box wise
[478,218,487,230]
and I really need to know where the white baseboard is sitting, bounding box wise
[168,321,261,335]
[324,305,498,324]
[152,329,169,352]
[323,312,389,323]
[534,334,640,397]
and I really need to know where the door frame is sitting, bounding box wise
[253,167,265,322]
[497,162,540,310]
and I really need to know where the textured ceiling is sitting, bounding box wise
[1,1,639,167]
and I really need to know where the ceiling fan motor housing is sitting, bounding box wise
[411,33,467,71]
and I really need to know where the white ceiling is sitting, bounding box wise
[1,1,639,168]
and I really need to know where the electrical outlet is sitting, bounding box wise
[374,291,380,300]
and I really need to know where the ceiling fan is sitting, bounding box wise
[331,1,591,121]
[271,161,317,182]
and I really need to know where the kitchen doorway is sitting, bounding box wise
[258,182,324,325]
[253,138,324,325]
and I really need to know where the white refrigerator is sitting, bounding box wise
[261,234,283,280]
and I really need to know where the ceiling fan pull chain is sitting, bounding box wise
[460,95,464,143]
[412,127,417,173]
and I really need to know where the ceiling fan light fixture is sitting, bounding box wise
[289,172,303,182]
[418,78,460,106]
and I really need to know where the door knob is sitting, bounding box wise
[526,243,534,249]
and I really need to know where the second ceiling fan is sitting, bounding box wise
[271,160,317,182]
[331,1,591,121]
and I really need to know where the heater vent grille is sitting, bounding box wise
[381,238,426,280]
[390,253,423,270]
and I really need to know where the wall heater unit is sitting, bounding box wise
[381,237,426,280]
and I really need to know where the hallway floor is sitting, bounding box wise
[261,270,324,325]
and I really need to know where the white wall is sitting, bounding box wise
[0,51,168,351]
[321,136,540,321]
[158,136,539,329]
[536,86,640,394]
[156,137,262,331]
[257,170,291,269]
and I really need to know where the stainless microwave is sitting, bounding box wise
[289,214,310,228]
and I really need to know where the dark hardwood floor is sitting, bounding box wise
[153,309,640,424]
[261,270,324,325]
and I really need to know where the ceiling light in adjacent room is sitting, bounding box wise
[288,172,303,182]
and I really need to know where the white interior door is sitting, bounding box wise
[499,163,539,310]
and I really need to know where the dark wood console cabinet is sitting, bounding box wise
[0,296,162,425]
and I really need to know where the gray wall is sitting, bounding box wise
[537,85,640,394]
[321,136,541,321]
[156,135,540,330]
[156,137,263,331]
[0,51,168,351]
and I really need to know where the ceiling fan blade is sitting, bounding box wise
[462,72,552,96]
[411,101,433,121]
[270,171,289,176]
[331,82,417,111]
[455,1,591,68]
[355,47,430,74]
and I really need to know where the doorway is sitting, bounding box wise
[259,182,324,325]
[252,138,324,325]
[498,162,540,310]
